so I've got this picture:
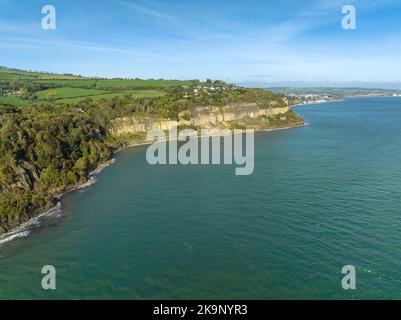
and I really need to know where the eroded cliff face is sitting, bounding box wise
[110,102,291,138]
[0,161,40,194]
[110,117,177,137]
[186,103,289,127]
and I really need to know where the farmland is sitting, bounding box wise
[0,67,190,106]
[0,95,31,106]
[95,79,192,89]
[0,67,83,80]
[58,90,165,104]
[35,87,108,100]
[33,79,98,87]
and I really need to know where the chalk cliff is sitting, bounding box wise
[109,101,299,138]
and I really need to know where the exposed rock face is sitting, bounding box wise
[0,161,42,235]
[110,103,290,137]
[0,211,29,233]
[0,160,40,193]
[110,117,177,136]
[187,103,289,127]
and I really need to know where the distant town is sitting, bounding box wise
[268,87,401,106]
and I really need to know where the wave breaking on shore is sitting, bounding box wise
[0,158,118,246]
[0,202,62,245]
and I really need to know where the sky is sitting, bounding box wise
[1,0,401,85]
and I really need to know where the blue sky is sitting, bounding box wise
[1,0,401,84]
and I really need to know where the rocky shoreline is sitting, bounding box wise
[0,156,117,237]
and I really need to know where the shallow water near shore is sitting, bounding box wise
[1,97,401,299]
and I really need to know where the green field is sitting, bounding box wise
[0,68,84,80]
[0,67,193,107]
[58,90,165,104]
[33,79,97,87]
[0,96,31,106]
[94,79,192,89]
[35,87,107,99]
[33,79,192,89]
[0,72,38,80]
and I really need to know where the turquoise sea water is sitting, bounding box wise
[1,97,401,299]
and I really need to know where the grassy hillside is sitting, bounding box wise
[94,79,192,89]
[33,79,97,87]
[0,67,84,80]
[58,90,165,104]
[0,96,31,106]
[35,87,107,99]
[0,67,191,106]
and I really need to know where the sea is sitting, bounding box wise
[1,96,401,299]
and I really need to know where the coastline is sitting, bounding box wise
[0,122,305,243]
[290,98,343,108]
[290,94,400,109]
[0,159,116,243]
